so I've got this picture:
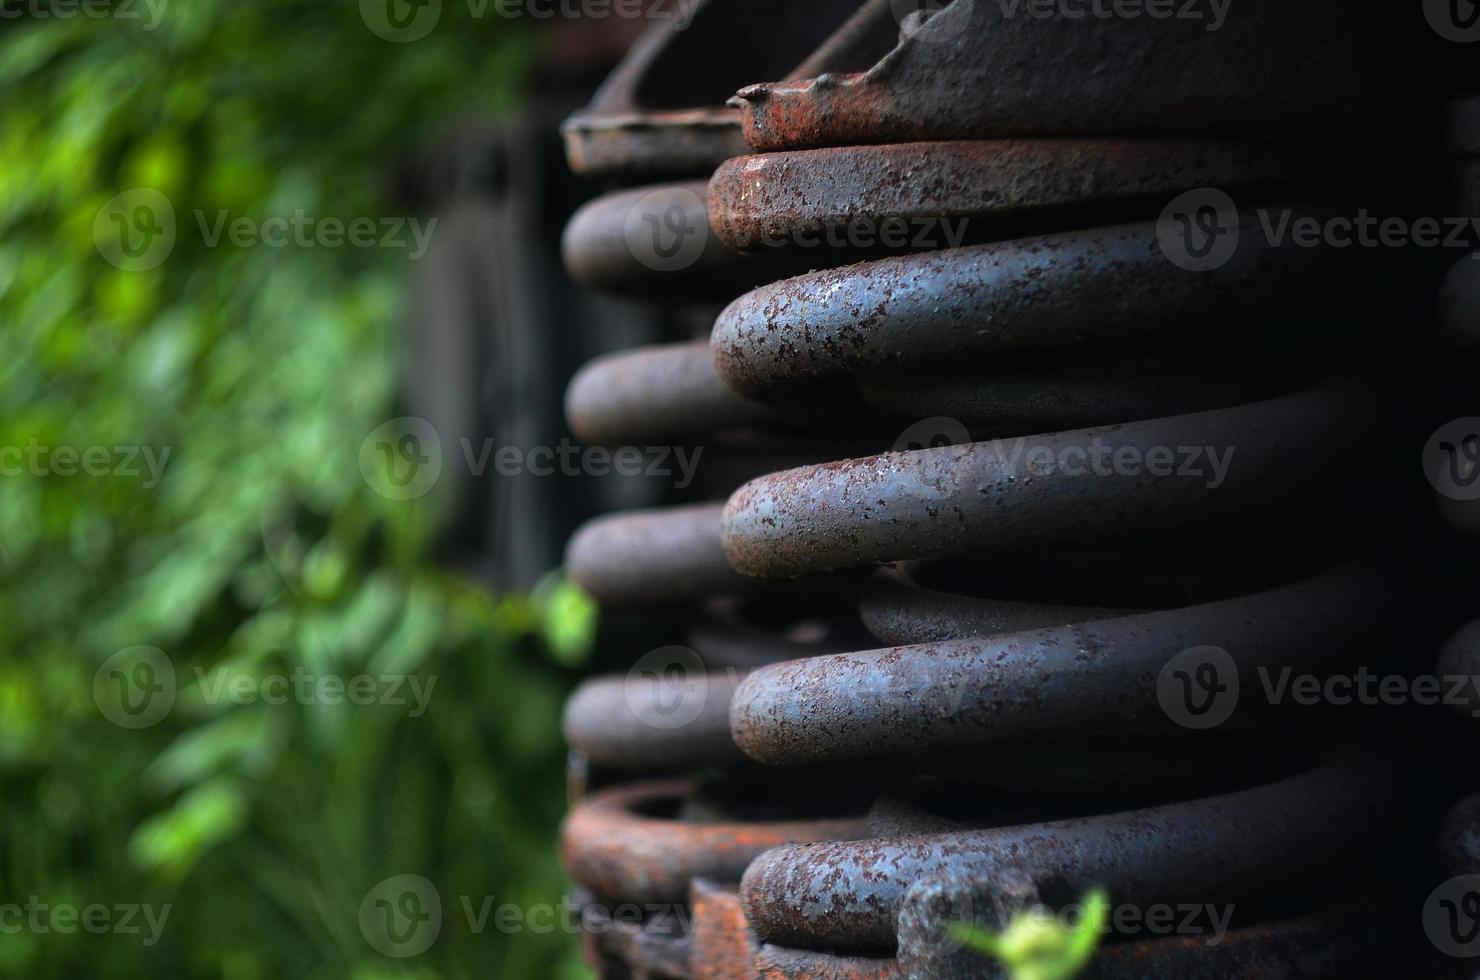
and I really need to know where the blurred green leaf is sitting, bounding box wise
[0,6,582,979]
[952,889,1108,980]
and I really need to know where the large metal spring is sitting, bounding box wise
[552,2,1433,977]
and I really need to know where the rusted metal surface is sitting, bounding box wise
[555,10,1425,976]
[685,429,903,497]
[738,753,1399,951]
[566,341,794,445]
[710,208,1351,399]
[579,897,694,980]
[566,174,1032,304]
[565,106,747,184]
[563,342,889,450]
[690,879,760,980]
[566,503,752,604]
[562,779,869,906]
[567,502,865,604]
[560,0,866,179]
[709,139,1315,250]
[721,381,1382,578]
[731,565,1391,765]
[560,181,812,301]
[735,0,1404,151]
[756,944,901,980]
[564,673,748,771]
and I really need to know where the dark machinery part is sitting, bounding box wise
[544,4,1467,977]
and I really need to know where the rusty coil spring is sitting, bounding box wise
[554,3,1416,977]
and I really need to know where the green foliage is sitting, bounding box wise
[951,889,1108,980]
[0,3,592,977]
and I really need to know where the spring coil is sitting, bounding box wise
[554,2,1423,977]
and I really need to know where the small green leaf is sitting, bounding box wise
[951,888,1108,980]
[534,574,598,667]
